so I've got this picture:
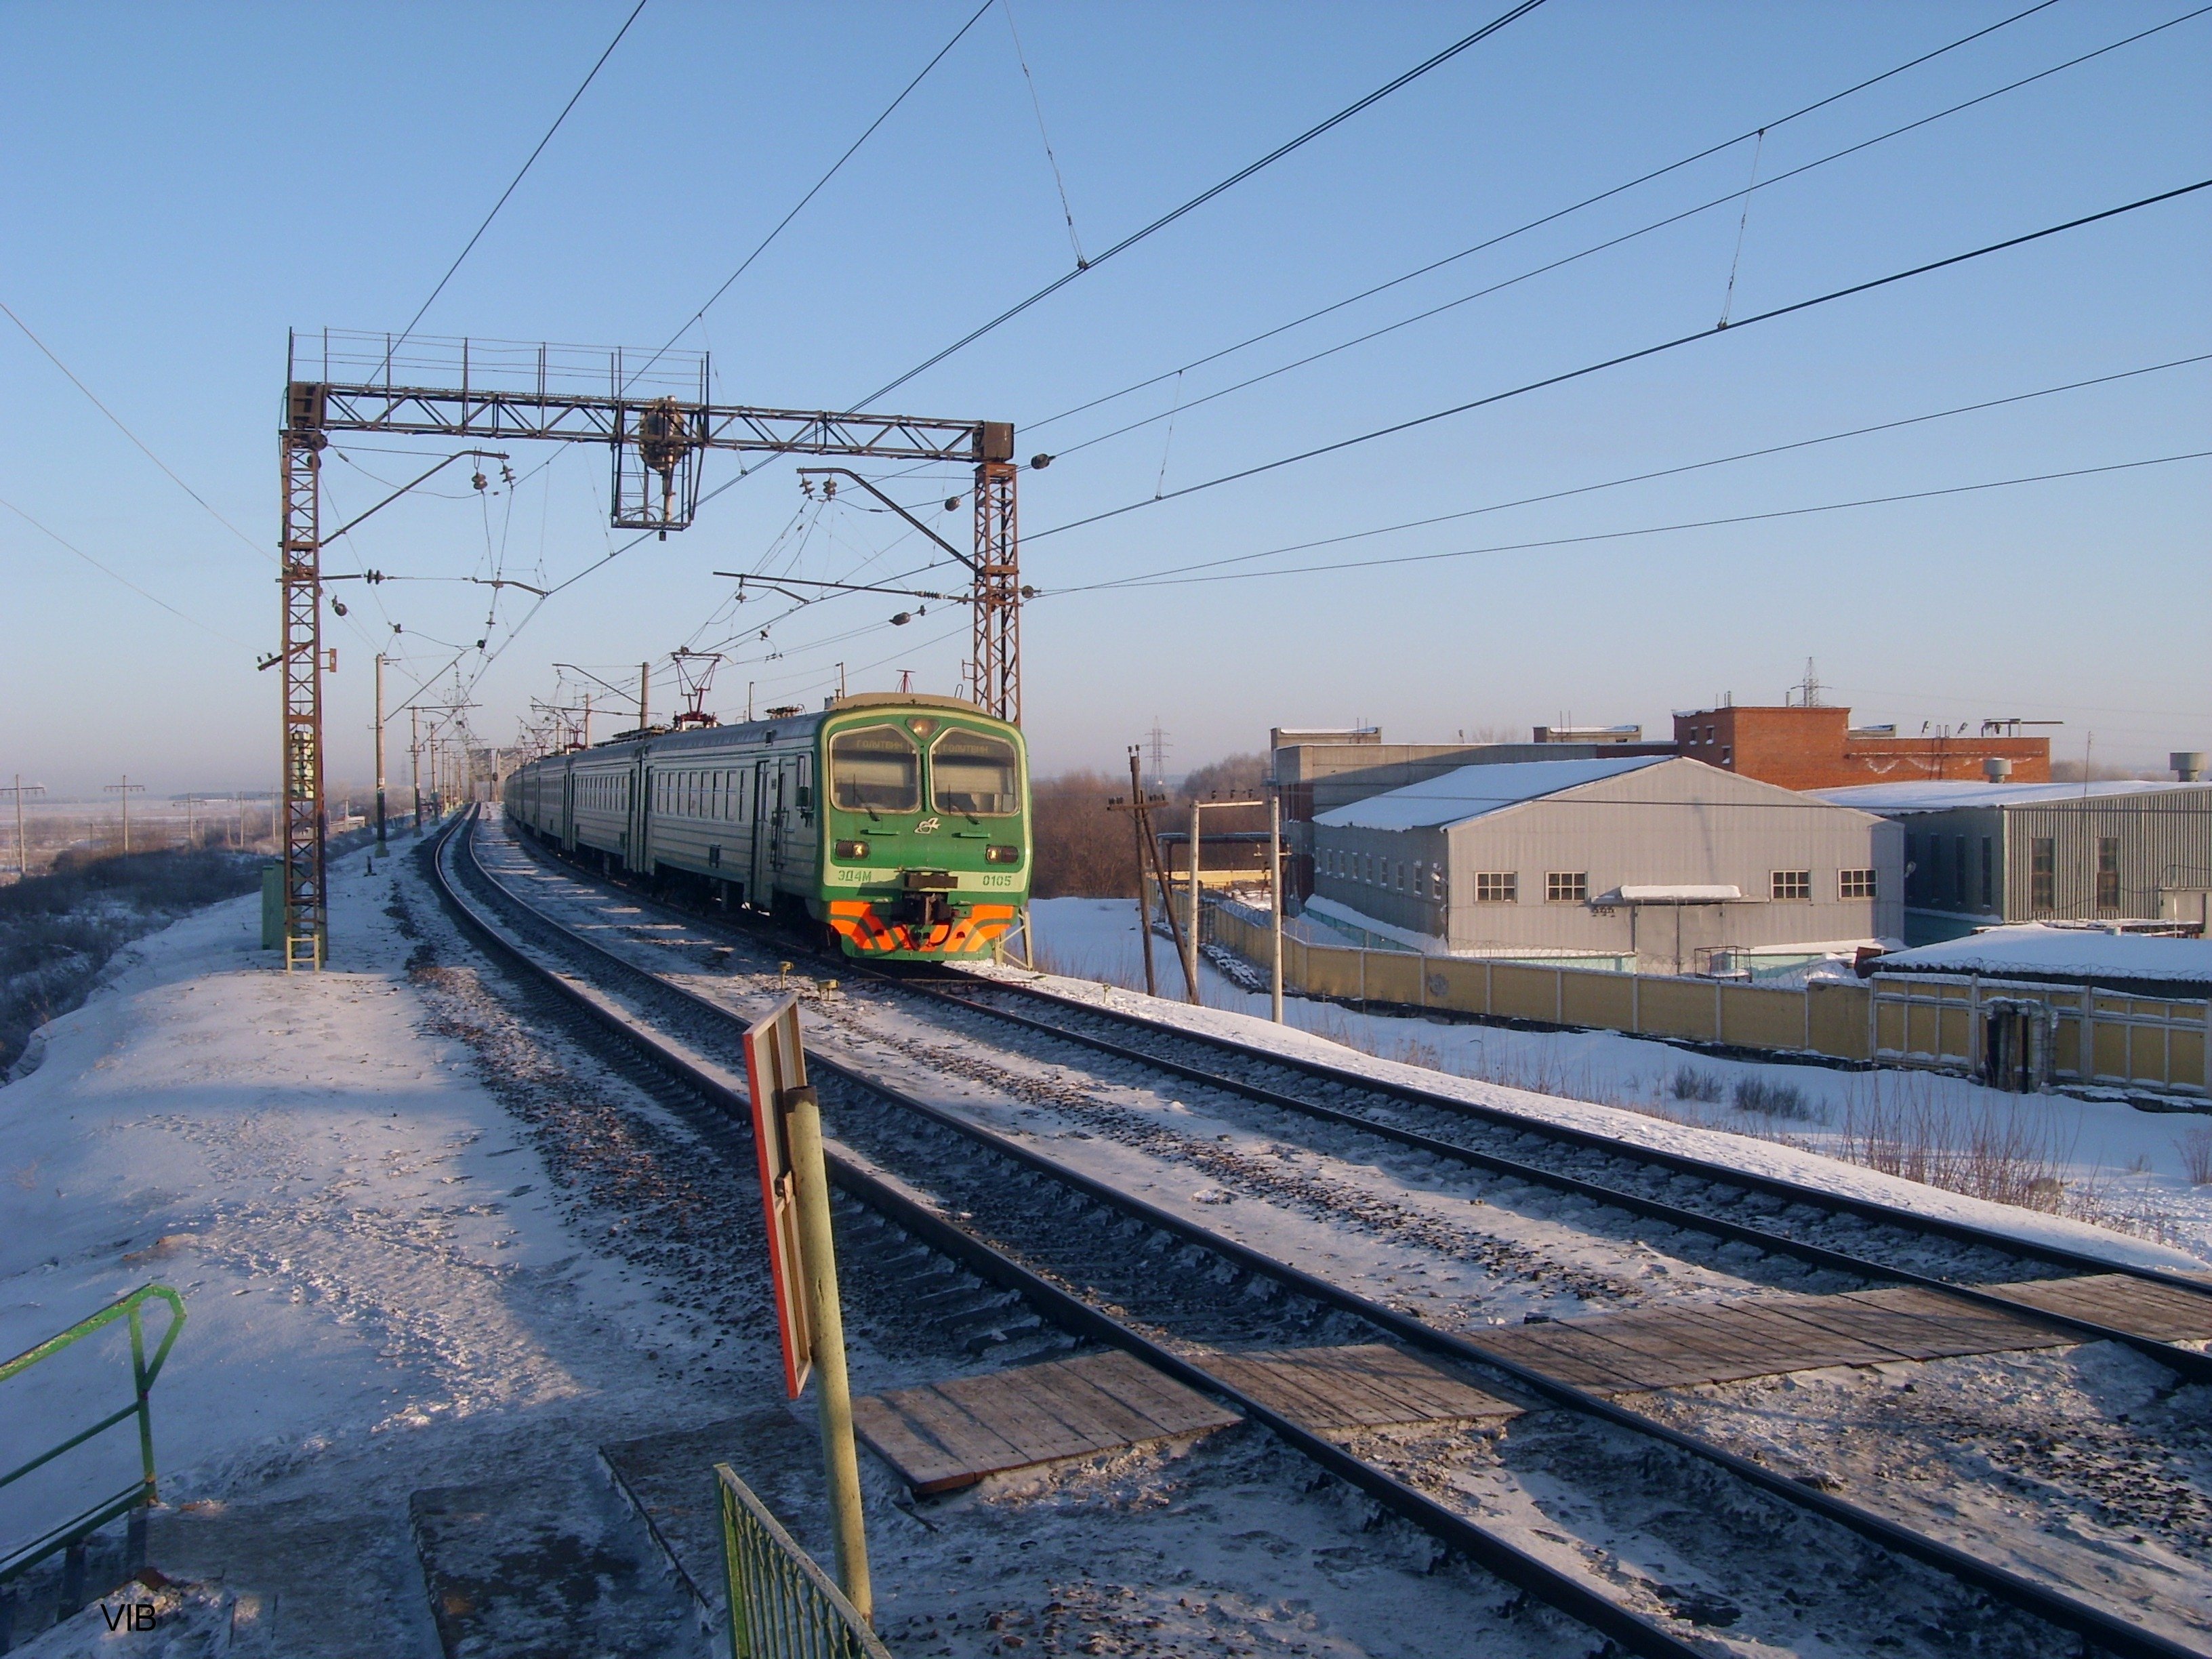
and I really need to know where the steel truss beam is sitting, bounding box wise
[279,338,1021,966]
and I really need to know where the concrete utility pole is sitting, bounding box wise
[410,708,424,832]
[3,777,45,876]
[1128,750,1158,996]
[1185,797,1202,1000]
[1269,792,1285,1023]
[104,776,146,853]
[639,661,650,732]
[373,655,391,851]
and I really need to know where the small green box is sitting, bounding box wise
[261,865,283,950]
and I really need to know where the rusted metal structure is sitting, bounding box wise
[277,331,1022,965]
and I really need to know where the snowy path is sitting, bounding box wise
[1,833,1616,1659]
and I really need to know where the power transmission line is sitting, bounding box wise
[1023,0,2072,438]
[638,0,994,383]
[1039,7,2212,466]
[852,0,1553,407]
[381,0,649,374]
[1030,177,2212,542]
[1047,451,2212,594]
[1057,354,2212,588]
[0,296,269,562]
[0,492,251,644]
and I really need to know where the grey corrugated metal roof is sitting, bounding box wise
[1312,756,1670,830]
[1818,779,2204,814]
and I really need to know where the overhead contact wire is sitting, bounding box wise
[1031,178,2212,541]
[851,0,1553,408]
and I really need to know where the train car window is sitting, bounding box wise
[829,725,920,812]
[931,729,1021,815]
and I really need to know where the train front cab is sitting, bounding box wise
[817,703,1029,960]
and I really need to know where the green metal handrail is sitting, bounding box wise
[0,1284,185,1584]
[717,1465,891,1659]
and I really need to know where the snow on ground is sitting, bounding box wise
[1010,898,2212,1271]
[0,833,1601,1659]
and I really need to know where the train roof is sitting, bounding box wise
[518,693,1004,769]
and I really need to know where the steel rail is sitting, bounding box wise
[428,811,1704,1659]
[445,811,2207,1659]
[499,821,2212,1366]
[895,976,2212,1385]
[942,967,2212,1303]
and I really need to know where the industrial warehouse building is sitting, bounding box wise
[1307,754,1902,974]
[1818,776,2212,945]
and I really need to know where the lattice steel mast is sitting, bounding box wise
[276,331,1025,966]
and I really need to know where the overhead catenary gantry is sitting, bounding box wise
[277,330,1028,968]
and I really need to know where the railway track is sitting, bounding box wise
[444,807,2212,1658]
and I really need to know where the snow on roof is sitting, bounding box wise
[1818,778,2203,815]
[1875,924,2212,989]
[1312,755,1670,831]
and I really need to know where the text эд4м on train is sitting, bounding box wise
[504,693,1029,960]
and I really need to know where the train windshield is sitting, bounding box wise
[931,729,1021,816]
[828,724,920,813]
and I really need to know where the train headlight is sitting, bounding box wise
[834,839,869,861]
[985,844,1021,865]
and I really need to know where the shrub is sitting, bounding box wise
[1,846,262,1073]
[1733,1076,1812,1120]
[1671,1065,1723,1103]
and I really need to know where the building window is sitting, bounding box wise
[1980,838,1993,909]
[2097,837,2121,911]
[1771,870,1811,901]
[2031,837,2055,911]
[1720,745,1732,766]
[1431,865,1446,899]
[1475,872,1517,903]
[1953,836,1968,908]
[1547,872,1587,903]
[1396,862,1406,891]
[1840,869,1877,899]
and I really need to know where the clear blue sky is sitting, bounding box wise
[2,0,2205,797]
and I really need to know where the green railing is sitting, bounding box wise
[0,1284,186,1586]
[718,1465,890,1659]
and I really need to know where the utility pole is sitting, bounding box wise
[1126,750,1158,996]
[410,708,423,833]
[1107,769,1191,1000]
[638,661,650,732]
[104,777,146,854]
[3,777,44,877]
[1269,791,1284,1023]
[581,692,592,750]
[373,655,390,851]
[1185,796,1202,1000]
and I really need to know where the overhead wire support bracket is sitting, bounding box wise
[276,331,1027,964]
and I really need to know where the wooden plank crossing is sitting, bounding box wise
[1984,1273,2212,1343]
[1475,1286,2072,1395]
[1472,1272,2212,1396]
[1201,1344,1521,1431]
[853,1349,1241,1494]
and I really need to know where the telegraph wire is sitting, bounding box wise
[637,0,996,385]
[380,0,649,375]
[852,0,1553,407]
[1023,0,2072,436]
[1041,5,2212,467]
[0,493,252,646]
[0,297,270,564]
[1046,451,2212,595]
[1030,178,2212,542]
[1054,354,2212,587]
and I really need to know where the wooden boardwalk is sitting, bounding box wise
[1475,1273,2212,1395]
[1203,1344,1519,1431]
[853,1349,1241,1494]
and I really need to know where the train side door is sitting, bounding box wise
[750,758,777,905]
[561,766,577,849]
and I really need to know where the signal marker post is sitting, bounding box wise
[743,997,872,1623]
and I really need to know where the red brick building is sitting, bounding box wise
[1671,704,2051,792]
